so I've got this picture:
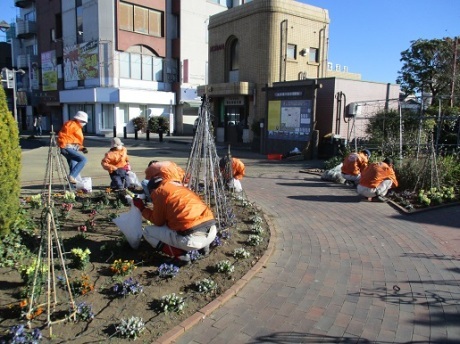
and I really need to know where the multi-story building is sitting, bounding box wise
[199,0,400,156]
[198,0,331,149]
[8,0,250,136]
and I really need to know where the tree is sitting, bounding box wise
[0,87,22,235]
[397,38,459,106]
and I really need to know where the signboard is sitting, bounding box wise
[267,99,312,141]
[63,40,99,81]
[41,50,57,91]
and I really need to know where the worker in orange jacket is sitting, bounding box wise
[219,156,245,192]
[341,149,371,185]
[357,157,398,201]
[141,160,186,201]
[133,177,217,264]
[101,138,130,190]
[57,111,89,184]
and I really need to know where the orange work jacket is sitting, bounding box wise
[145,161,185,183]
[359,162,398,189]
[341,152,368,176]
[231,158,245,180]
[101,147,129,174]
[142,181,215,232]
[57,120,85,148]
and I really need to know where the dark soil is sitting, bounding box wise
[0,187,269,343]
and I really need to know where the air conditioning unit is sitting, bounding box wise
[346,102,361,118]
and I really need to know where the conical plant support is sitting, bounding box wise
[184,95,235,231]
[26,130,77,335]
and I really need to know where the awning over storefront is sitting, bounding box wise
[181,100,202,108]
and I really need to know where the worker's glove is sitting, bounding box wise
[132,197,145,212]
[81,147,88,154]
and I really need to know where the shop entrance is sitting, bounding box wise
[225,106,246,143]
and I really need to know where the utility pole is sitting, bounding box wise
[451,36,458,107]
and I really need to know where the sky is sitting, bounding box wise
[301,0,460,84]
[1,0,459,84]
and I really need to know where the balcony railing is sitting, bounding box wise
[16,20,36,39]
[15,0,35,9]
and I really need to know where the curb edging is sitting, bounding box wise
[154,210,276,344]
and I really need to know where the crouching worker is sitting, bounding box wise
[219,156,245,192]
[357,157,398,201]
[101,138,130,191]
[141,160,186,201]
[341,149,371,185]
[133,177,217,264]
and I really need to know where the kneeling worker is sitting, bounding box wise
[357,157,398,201]
[133,177,216,264]
[341,149,371,185]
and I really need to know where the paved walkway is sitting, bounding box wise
[20,134,460,344]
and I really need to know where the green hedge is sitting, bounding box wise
[0,87,21,235]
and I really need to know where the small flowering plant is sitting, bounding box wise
[250,223,265,235]
[69,248,91,270]
[2,324,42,344]
[247,234,263,246]
[69,274,94,296]
[194,278,218,294]
[159,293,186,313]
[110,259,136,276]
[60,202,74,219]
[216,260,235,274]
[63,190,76,203]
[157,263,179,279]
[27,194,42,209]
[74,302,95,322]
[116,316,145,340]
[112,277,143,297]
[233,247,251,259]
[20,258,47,285]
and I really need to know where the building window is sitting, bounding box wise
[309,47,318,63]
[227,38,239,82]
[119,2,133,31]
[148,10,162,37]
[142,55,153,81]
[102,104,114,130]
[287,44,296,59]
[76,0,83,44]
[230,40,239,70]
[119,47,164,81]
[120,1,163,37]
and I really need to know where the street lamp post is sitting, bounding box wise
[1,67,26,123]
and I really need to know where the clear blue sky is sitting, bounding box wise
[301,0,460,84]
[2,1,459,84]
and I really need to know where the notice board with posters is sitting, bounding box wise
[264,80,316,155]
[267,99,312,141]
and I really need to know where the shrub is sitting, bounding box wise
[0,86,21,235]
[131,116,147,132]
[148,116,169,134]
